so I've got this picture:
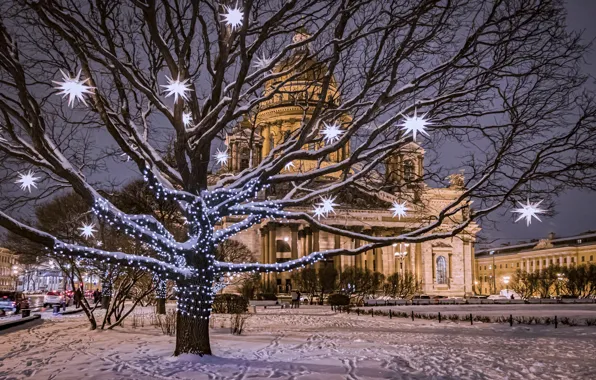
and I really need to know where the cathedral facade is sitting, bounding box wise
[221,31,479,297]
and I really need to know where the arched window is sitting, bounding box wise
[436,256,447,284]
[403,159,415,182]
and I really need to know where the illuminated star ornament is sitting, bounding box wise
[313,196,339,219]
[214,149,229,166]
[161,75,192,103]
[313,205,326,220]
[79,223,97,239]
[182,112,193,127]
[221,4,243,29]
[253,53,273,71]
[15,171,39,193]
[284,161,295,171]
[511,198,546,226]
[389,201,409,220]
[53,69,95,108]
[321,122,343,144]
[398,109,431,141]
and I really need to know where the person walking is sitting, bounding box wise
[296,291,301,308]
[291,290,298,308]
[93,289,101,304]
[74,287,82,309]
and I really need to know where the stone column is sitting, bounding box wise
[448,253,453,278]
[268,223,277,287]
[306,227,313,255]
[260,227,268,264]
[354,238,362,269]
[432,252,436,284]
[373,229,383,274]
[230,142,237,171]
[333,234,341,272]
[262,124,271,157]
[313,228,321,270]
[299,229,306,258]
[538,257,543,272]
[290,225,299,260]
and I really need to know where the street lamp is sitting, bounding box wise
[12,265,20,296]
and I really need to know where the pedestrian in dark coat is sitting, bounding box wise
[74,288,82,309]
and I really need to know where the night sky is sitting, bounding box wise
[1,1,595,248]
[479,1,596,246]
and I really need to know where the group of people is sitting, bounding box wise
[290,290,302,308]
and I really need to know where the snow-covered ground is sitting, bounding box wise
[1,306,595,379]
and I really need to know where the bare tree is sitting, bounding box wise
[1,0,596,355]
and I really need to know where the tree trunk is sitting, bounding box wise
[174,269,214,356]
[174,312,212,356]
[156,298,166,314]
[101,295,111,309]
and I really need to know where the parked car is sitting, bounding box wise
[0,291,26,313]
[43,291,64,307]
[412,295,431,299]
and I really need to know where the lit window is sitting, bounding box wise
[436,256,447,284]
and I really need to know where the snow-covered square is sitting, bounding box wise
[1,306,595,380]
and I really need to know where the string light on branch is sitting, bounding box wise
[78,222,97,239]
[15,171,39,193]
[389,201,409,220]
[321,122,343,144]
[511,198,546,226]
[398,109,431,141]
[161,75,192,103]
[53,69,95,107]
[221,4,243,29]
[214,149,229,166]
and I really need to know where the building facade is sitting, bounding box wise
[0,248,17,291]
[220,30,480,297]
[475,232,596,295]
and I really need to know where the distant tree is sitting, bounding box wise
[510,270,539,300]
[383,272,419,299]
[338,267,385,305]
[317,265,338,304]
[536,266,561,298]
[291,267,319,304]
[215,240,255,264]
[562,264,596,298]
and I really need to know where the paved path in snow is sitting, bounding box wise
[0,306,595,379]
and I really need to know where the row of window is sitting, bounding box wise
[0,255,14,264]
[480,255,594,271]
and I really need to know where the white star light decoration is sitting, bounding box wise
[214,149,229,166]
[182,112,193,127]
[253,54,273,71]
[15,171,39,193]
[389,201,409,220]
[78,222,97,239]
[313,196,338,219]
[398,109,431,141]
[321,122,343,144]
[161,75,192,103]
[284,161,295,171]
[221,4,243,29]
[511,198,546,226]
[53,69,95,108]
